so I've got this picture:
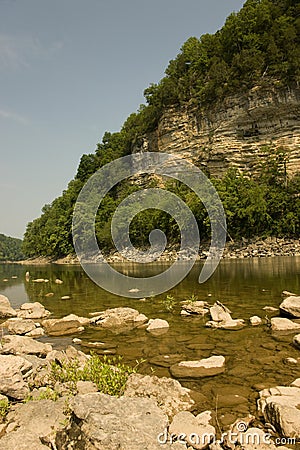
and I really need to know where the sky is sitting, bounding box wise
[0,0,245,239]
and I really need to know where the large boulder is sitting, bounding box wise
[0,354,32,399]
[279,296,300,318]
[169,410,215,450]
[90,307,148,333]
[170,356,225,378]
[0,398,67,449]
[42,314,88,336]
[258,385,300,438]
[124,373,194,418]
[55,393,176,450]
[270,317,300,331]
[17,302,50,320]
[1,335,52,357]
[0,295,16,318]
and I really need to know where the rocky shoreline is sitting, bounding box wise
[14,236,300,265]
[0,292,300,448]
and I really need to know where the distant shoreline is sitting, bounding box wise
[10,236,300,265]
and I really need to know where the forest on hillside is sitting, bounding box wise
[0,234,24,261]
[22,0,300,258]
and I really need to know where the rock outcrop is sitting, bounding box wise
[135,84,300,177]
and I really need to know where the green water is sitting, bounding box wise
[1,257,300,425]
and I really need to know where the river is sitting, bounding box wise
[0,256,300,426]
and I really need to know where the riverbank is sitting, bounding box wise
[15,236,300,265]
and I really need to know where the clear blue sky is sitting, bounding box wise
[0,0,244,238]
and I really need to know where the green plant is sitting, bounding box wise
[162,294,176,312]
[50,354,141,397]
[0,398,9,419]
[187,294,198,303]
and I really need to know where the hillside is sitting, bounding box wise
[22,0,300,258]
[0,234,24,261]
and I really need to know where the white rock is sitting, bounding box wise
[146,319,169,332]
[249,315,262,326]
[170,356,225,378]
[271,317,300,331]
[280,296,300,318]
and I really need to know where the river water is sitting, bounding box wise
[1,257,300,426]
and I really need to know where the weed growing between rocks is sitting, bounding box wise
[50,353,140,396]
[0,398,9,420]
[162,295,176,312]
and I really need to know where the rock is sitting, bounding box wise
[25,327,45,338]
[0,354,32,399]
[45,292,54,297]
[76,380,98,395]
[210,302,232,322]
[279,296,300,318]
[124,373,194,418]
[181,300,210,315]
[146,318,169,332]
[61,296,70,300]
[2,318,37,335]
[32,279,46,283]
[233,427,277,450]
[56,393,171,450]
[291,378,300,387]
[0,398,66,449]
[263,306,279,312]
[270,317,300,331]
[169,410,215,450]
[207,301,244,329]
[1,335,52,357]
[55,278,63,284]
[249,315,262,325]
[282,290,297,297]
[17,302,50,319]
[149,354,186,368]
[42,314,88,336]
[90,307,148,333]
[292,334,300,349]
[0,295,16,318]
[170,356,225,378]
[258,385,300,438]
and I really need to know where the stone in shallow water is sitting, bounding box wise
[170,355,225,378]
[146,318,169,333]
[270,317,300,331]
[279,296,300,318]
[42,314,88,336]
[17,302,50,320]
[249,315,262,326]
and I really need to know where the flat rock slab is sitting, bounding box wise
[170,356,225,378]
[271,317,300,331]
[0,398,66,449]
[42,314,88,336]
[124,373,194,418]
[56,392,172,450]
[1,335,52,357]
[280,296,300,318]
[1,318,37,335]
[0,294,17,318]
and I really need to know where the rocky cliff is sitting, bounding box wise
[136,83,300,177]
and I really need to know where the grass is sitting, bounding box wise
[0,398,9,420]
[161,294,176,312]
[50,353,141,396]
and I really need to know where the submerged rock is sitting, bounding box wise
[170,356,225,378]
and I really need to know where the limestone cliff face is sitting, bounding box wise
[136,84,300,177]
